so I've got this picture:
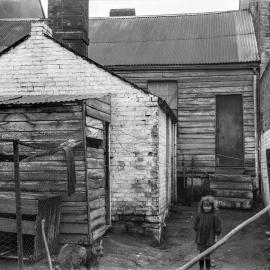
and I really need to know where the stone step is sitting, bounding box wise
[216,197,252,209]
[211,189,253,199]
[210,181,253,191]
[210,174,252,182]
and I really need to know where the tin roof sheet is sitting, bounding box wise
[0,95,95,105]
[0,20,30,52]
[0,0,44,19]
[88,10,259,66]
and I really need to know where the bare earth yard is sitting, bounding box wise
[1,204,270,270]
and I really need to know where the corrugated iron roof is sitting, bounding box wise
[88,10,259,65]
[0,20,30,52]
[0,0,44,19]
[0,10,260,66]
[0,95,96,105]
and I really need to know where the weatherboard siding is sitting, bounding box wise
[114,68,256,177]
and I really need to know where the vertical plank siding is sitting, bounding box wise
[114,68,256,176]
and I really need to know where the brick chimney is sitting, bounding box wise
[110,9,136,17]
[48,0,89,57]
[240,0,270,75]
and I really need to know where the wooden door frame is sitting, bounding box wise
[215,94,244,168]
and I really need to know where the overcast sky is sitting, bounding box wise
[41,0,240,17]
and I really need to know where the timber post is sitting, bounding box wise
[190,156,194,204]
[13,139,23,270]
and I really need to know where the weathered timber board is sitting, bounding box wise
[86,117,104,130]
[86,106,110,122]
[87,148,104,159]
[92,225,107,240]
[61,214,88,223]
[0,217,35,235]
[91,216,106,231]
[0,161,85,171]
[86,127,103,140]
[0,131,84,142]
[0,112,83,122]
[0,105,82,114]
[88,188,105,201]
[0,197,38,214]
[0,120,83,132]
[0,171,85,181]
[60,223,88,234]
[86,99,111,114]
[90,207,106,221]
[87,159,104,169]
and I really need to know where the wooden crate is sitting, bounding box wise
[0,192,61,261]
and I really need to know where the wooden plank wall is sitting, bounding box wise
[0,102,91,244]
[0,98,111,244]
[114,68,256,176]
[85,97,111,240]
[0,103,84,193]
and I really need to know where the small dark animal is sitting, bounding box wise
[56,240,103,270]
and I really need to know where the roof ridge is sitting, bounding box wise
[89,9,249,20]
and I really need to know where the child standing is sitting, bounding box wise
[193,196,222,270]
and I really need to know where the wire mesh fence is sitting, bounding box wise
[0,139,62,270]
[0,140,23,269]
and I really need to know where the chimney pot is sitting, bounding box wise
[239,0,250,10]
[110,8,136,17]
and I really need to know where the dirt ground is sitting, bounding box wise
[1,203,270,270]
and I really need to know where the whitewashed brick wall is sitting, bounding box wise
[159,108,167,214]
[0,22,169,236]
[260,130,270,206]
[158,108,172,219]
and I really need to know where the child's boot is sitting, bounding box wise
[205,259,211,270]
[199,259,204,270]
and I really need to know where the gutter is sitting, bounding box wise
[157,98,177,123]
[106,62,260,72]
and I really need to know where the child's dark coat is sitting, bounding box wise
[193,212,222,251]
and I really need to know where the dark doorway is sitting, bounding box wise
[216,94,244,167]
